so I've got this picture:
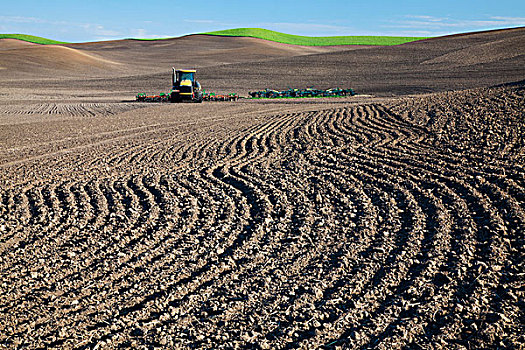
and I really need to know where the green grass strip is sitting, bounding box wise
[0,34,68,45]
[201,28,428,46]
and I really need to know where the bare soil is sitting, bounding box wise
[0,28,524,349]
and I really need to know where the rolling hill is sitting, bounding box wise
[0,29,428,47]
[0,34,68,45]
[202,28,428,46]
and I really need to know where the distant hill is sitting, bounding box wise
[0,34,68,45]
[201,28,428,46]
[1,29,428,47]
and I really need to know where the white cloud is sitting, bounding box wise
[184,19,222,24]
[0,15,46,24]
[81,24,120,37]
[127,28,170,39]
[0,15,126,40]
[134,28,147,37]
[406,15,446,22]
[387,15,525,32]
[0,15,74,26]
[490,16,525,24]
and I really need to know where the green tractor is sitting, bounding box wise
[169,68,203,103]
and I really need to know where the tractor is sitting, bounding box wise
[169,68,203,103]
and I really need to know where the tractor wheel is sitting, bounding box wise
[170,93,181,103]
[194,92,203,103]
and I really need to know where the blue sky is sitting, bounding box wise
[1,0,524,42]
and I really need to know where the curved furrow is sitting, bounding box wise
[337,117,518,208]
[124,137,181,167]
[374,105,430,149]
[361,104,397,148]
[493,176,525,209]
[102,112,309,346]
[338,105,421,154]
[329,147,515,348]
[46,175,198,347]
[146,139,188,166]
[369,105,431,152]
[272,105,510,348]
[351,183,454,348]
[417,177,512,348]
[6,175,165,347]
[11,189,31,226]
[6,180,96,261]
[0,183,64,256]
[0,182,114,328]
[79,180,111,237]
[40,183,63,231]
[363,187,463,349]
[82,182,235,347]
[342,105,391,147]
[302,175,443,348]
[94,142,146,168]
[72,171,241,347]
[351,105,390,147]
[55,175,163,284]
[0,181,96,314]
[0,181,88,278]
[328,108,365,148]
[0,189,25,249]
[291,156,429,349]
[406,175,525,349]
[158,108,404,348]
[339,105,430,155]
[263,171,397,349]
[24,188,49,226]
[213,113,286,164]
[157,142,187,165]
[1,177,144,325]
[110,113,326,346]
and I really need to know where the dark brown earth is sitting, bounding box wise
[0,28,524,349]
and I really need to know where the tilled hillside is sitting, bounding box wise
[0,84,523,349]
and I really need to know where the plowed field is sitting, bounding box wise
[1,81,523,349]
[1,27,525,349]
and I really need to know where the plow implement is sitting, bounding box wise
[248,87,355,99]
[135,93,169,102]
[203,92,239,101]
[136,91,239,103]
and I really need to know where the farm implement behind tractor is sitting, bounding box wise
[248,87,355,99]
[136,91,239,102]
[136,93,169,102]
[203,92,239,101]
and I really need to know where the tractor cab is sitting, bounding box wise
[170,68,203,102]
[174,70,195,85]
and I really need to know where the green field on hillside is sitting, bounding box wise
[0,34,68,45]
[202,28,428,46]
